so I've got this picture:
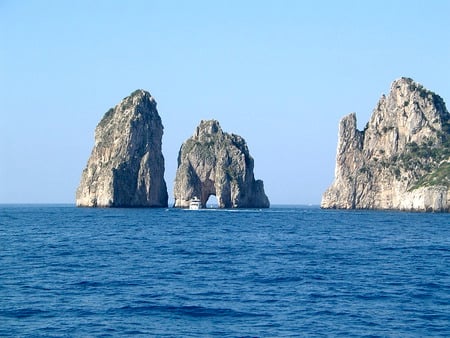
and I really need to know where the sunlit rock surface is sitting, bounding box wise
[322,77,450,212]
[174,120,269,208]
[76,90,168,207]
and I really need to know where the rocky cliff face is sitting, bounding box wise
[322,77,450,212]
[174,120,270,208]
[76,90,168,207]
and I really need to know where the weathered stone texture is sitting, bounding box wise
[174,120,270,208]
[76,90,168,207]
[322,78,450,212]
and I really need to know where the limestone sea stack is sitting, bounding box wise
[76,90,168,207]
[173,120,270,208]
[322,77,450,212]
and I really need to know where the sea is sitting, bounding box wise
[1,205,449,337]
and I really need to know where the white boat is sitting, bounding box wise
[189,197,201,210]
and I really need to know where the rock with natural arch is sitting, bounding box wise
[173,120,270,208]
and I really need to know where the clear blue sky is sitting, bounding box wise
[1,0,449,204]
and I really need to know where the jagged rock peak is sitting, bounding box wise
[76,89,168,207]
[127,88,156,102]
[194,119,223,137]
[174,119,270,208]
[322,77,450,212]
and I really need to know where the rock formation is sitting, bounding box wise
[173,120,270,208]
[322,77,450,212]
[76,90,168,207]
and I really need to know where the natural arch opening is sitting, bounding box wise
[205,194,218,208]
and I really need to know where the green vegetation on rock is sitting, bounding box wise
[413,162,450,189]
[322,77,450,212]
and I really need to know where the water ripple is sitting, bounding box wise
[1,205,449,337]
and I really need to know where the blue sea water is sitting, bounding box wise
[1,205,449,337]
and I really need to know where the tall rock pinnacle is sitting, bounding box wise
[173,120,270,208]
[322,78,450,212]
[76,90,168,207]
